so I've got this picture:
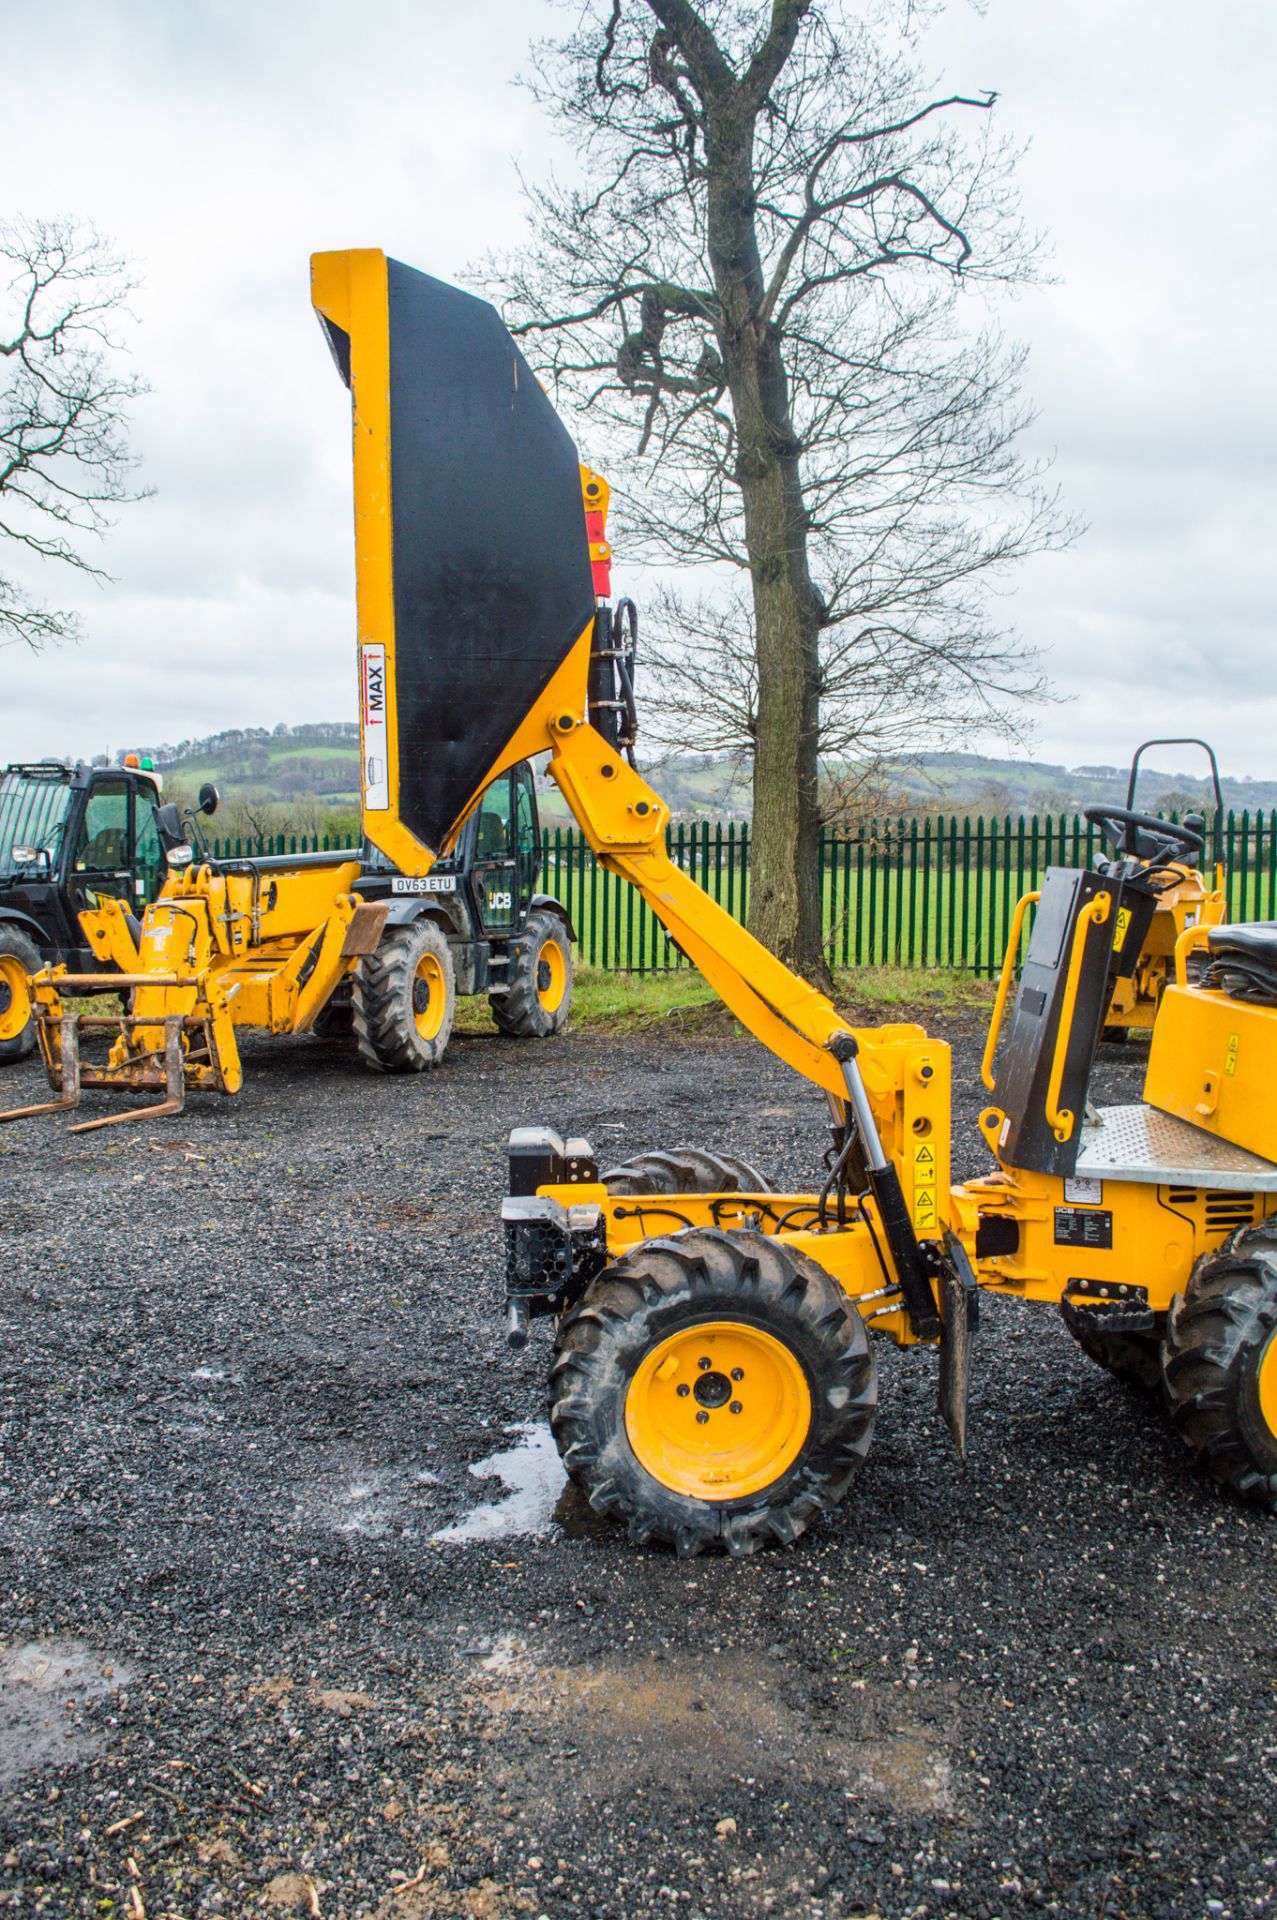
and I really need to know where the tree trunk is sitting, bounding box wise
[748,539,825,980]
[704,111,827,982]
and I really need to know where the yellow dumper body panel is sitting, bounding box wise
[1144,983,1277,1163]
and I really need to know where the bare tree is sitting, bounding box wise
[1,217,149,651]
[487,0,1074,976]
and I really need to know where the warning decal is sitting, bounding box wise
[913,1140,937,1231]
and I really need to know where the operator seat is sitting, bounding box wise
[1201,923,1277,1003]
[1207,924,1277,968]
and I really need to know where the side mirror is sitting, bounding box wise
[154,802,185,850]
[198,782,220,818]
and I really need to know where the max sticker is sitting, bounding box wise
[361,643,390,811]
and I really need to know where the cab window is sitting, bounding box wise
[75,782,129,873]
[515,779,537,861]
[474,774,514,860]
[133,785,166,902]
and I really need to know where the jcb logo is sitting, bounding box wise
[488,890,513,912]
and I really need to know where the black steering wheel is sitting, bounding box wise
[1082,804,1204,864]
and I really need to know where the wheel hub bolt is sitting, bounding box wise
[729,1400,743,1415]
[695,1410,709,1425]
[697,1356,712,1370]
[676,1383,690,1398]
[730,1368,744,1381]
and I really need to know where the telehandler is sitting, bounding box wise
[308,248,1277,1552]
[0,749,574,1131]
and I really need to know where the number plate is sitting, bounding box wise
[391,875,456,895]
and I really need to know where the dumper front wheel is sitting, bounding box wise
[1162,1224,1277,1510]
[550,1229,877,1556]
[0,926,40,1063]
[353,921,455,1072]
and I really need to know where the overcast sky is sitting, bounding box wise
[3,0,1274,782]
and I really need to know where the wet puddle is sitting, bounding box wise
[0,1642,133,1789]
[438,1422,587,1543]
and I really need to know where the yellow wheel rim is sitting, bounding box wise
[535,936,567,1013]
[1257,1328,1277,1441]
[411,950,446,1041]
[625,1320,812,1500]
[0,955,31,1044]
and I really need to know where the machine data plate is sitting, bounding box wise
[1074,1105,1277,1191]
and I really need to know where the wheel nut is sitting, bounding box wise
[696,1410,709,1424]
[730,1368,744,1381]
[676,1383,690,1397]
[730,1400,743,1415]
[697,1356,712,1370]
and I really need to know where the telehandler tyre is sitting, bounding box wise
[491,909,572,1038]
[1059,1298,1163,1391]
[0,925,40,1063]
[602,1147,775,1196]
[353,921,455,1072]
[1162,1224,1277,1509]
[549,1229,877,1556]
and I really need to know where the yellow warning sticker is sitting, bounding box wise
[912,1140,937,1229]
[913,1185,938,1231]
[1112,906,1132,953]
[1226,1033,1240,1076]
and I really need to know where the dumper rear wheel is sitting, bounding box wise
[353,921,455,1072]
[602,1147,775,1196]
[1162,1225,1277,1509]
[0,926,40,1063]
[550,1229,876,1556]
[491,910,573,1038]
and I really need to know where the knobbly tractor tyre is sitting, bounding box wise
[0,925,40,1064]
[549,1228,877,1556]
[1162,1224,1277,1509]
[353,920,455,1072]
[490,909,572,1039]
[1059,1297,1163,1391]
[602,1147,775,1196]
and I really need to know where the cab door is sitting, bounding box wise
[68,778,133,914]
[470,772,518,935]
[130,780,168,906]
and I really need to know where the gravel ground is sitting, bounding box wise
[1,1007,1275,1920]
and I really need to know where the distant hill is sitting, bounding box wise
[110,725,1272,822]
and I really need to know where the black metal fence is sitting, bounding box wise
[211,810,1277,975]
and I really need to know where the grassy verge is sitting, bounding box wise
[455,962,995,1037]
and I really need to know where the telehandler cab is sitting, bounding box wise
[307,247,1277,1552]
[0,756,173,1066]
